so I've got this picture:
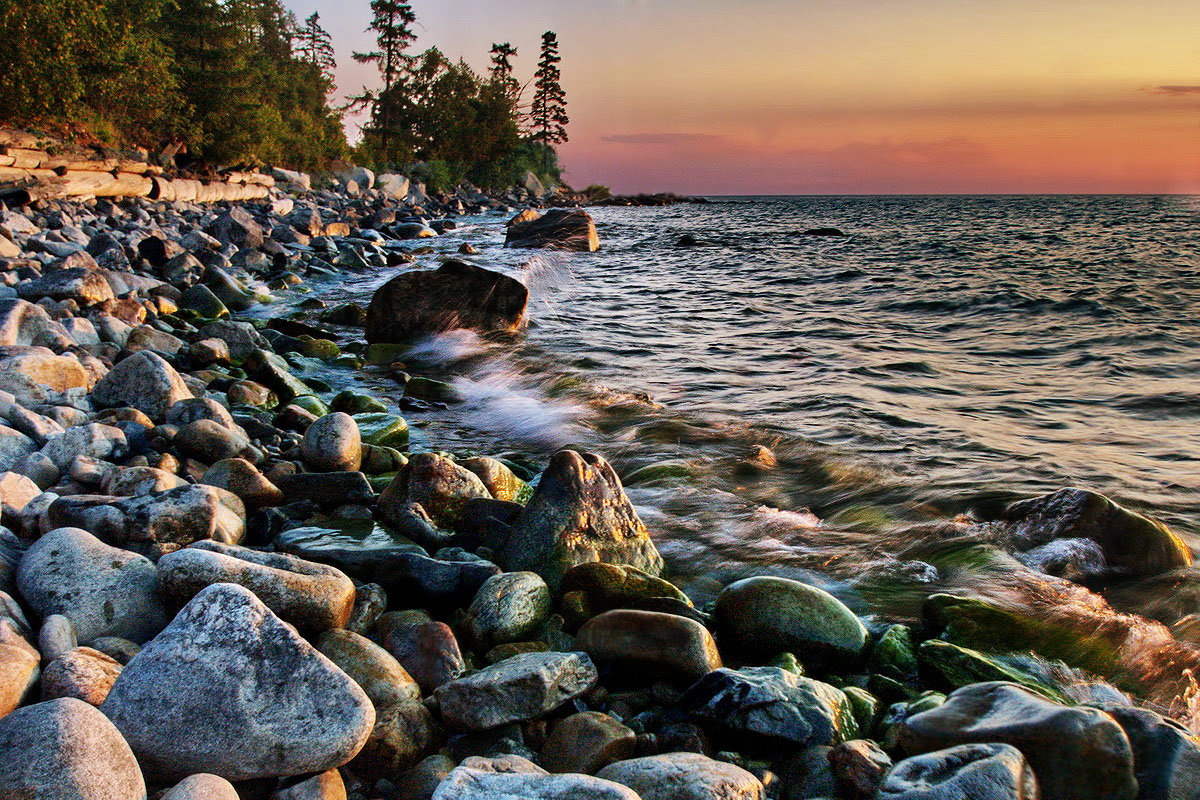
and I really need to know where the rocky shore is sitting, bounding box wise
[0,163,1195,800]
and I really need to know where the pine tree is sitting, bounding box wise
[488,42,519,100]
[352,0,418,162]
[297,12,337,91]
[531,30,568,166]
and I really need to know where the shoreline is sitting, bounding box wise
[0,176,1195,798]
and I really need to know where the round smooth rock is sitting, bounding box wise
[576,609,722,684]
[434,650,598,730]
[317,628,422,709]
[466,571,551,649]
[270,769,346,800]
[541,711,637,774]
[598,752,765,800]
[0,617,39,716]
[41,645,122,706]
[161,773,240,800]
[38,613,77,662]
[351,699,439,779]
[302,412,362,472]
[712,576,868,672]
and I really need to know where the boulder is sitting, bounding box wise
[377,173,411,199]
[381,615,467,694]
[207,207,264,249]
[101,583,375,781]
[365,260,528,343]
[16,527,168,643]
[598,752,764,800]
[0,347,89,406]
[301,411,362,472]
[92,350,192,421]
[41,645,122,706]
[898,681,1136,800]
[0,425,38,471]
[317,628,422,709]
[160,774,240,800]
[0,697,146,799]
[500,449,663,590]
[0,617,39,716]
[542,711,636,774]
[19,267,116,305]
[505,209,601,252]
[0,298,71,347]
[1092,702,1200,800]
[40,422,128,471]
[829,739,893,799]
[879,743,1039,800]
[434,650,598,730]
[679,666,859,747]
[351,699,439,779]
[157,541,356,631]
[466,571,551,649]
[382,452,491,531]
[200,457,282,509]
[576,609,721,684]
[433,763,640,800]
[174,418,255,463]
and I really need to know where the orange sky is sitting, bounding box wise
[288,0,1200,194]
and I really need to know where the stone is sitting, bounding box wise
[40,422,128,472]
[270,769,345,800]
[871,623,920,684]
[577,609,722,684]
[198,320,270,362]
[0,425,38,471]
[542,711,637,774]
[201,457,282,509]
[207,207,264,249]
[433,765,640,800]
[382,452,491,531]
[505,209,601,252]
[161,774,240,800]
[92,350,192,421]
[16,527,168,643]
[317,628,421,709]
[829,739,892,799]
[879,743,1039,800]
[461,456,529,502]
[377,173,411,199]
[0,697,146,799]
[41,645,122,706]
[0,469,41,514]
[38,613,77,661]
[598,752,764,800]
[0,617,39,716]
[157,540,356,631]
[1001,488,1191,580]
[501,449,663,590]
[103,466,187,497]
[19,267,116,305]
[917,639,1068,703]
[467,571,552,649]
[898,681,1135,800]
[352,699,440,779]
[101,583,375,781]
[302,411,362,472]
[0,298,72,347]
[561,561,693,614]
[399,754,456,800]
[1092,702,1200,800]
[712,576,867,673]
[381,615,467,694]
[434,650,598,730]
[274,471,374,505]
[679,667,859,747]
[0,347,89,406]
[174,418,254,463]
[365,260,528,342]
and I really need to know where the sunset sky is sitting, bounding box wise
[284,0,1200,194]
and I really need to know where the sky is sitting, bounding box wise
[283,0,1200,195]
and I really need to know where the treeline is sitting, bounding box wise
[0,0,571,191]
[0,0,346,170]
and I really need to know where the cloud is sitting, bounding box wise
[1151,85,1200,95]
[601,133,725,145]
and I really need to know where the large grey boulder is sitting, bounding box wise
[434,650,598,730]
[102,583,375,781]
[16,527,168,643]
[92,350,192,421]
[40,422,128,471]
[157,540,356,631]
[0,425,38,471]
[598,752,764,800]
[433,760,640,800]
[879,743,1039,800]
[1091,702,1200,800]
[500,449,663,590]
[898,682,1135,800]
[365,260,528,343]
[0,697,146,799]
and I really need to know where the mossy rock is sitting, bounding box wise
[870,624,919,684]
[353,412,410,448]
[243,348,312,404]
[766,652,804,675]
[333,355,364,369]
[365,343,408,365]
[622,460,695,487]
[362,445,407,475]
[289,395,330,417]
[917,639,1071,704]
[298,337,341,360]
[405,376,461,403]
[332,391,389,415]
[842,686,879,733]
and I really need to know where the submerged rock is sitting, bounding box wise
[102,582,375,781]
[365,260,528,343]
[505,208,601,252]
[500,449,663,590]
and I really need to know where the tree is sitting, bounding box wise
[352,0,417,162]
[488,42,519,100]
[530,30,568,170]
[296,12,336,91]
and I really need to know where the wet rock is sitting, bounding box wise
[1092,702,1200,800]
[158,540,356,631]
[898,681,1135,800]
[381,614,466,694]
[461,455,529,502]
[917,639,1068,702]
[274,471,374,505]
[542,711,637,774]
[93,350,192,421]
[562,562,693,614]
[577,609,721,684]
[16,527,168,643]
[0,697,146,799]
[102,583,375,781]
[1001,488,1191,580]
[301,411,362,472]
[433,762,640,800]
[879,743,1039,800]
[318,628,421,708]
[41,645,122,705]
[712,576,868,673]
[0,617,39,716]
[680,667,859,747]
[501,449,663,590]
[505,208,601,252]
[384,452,491,531]
[434,650,598,730]
[201,457,282,509]
[467,571,551,648]
[352,699,440,779]
[365,260,528,342]
[198,320,271,362]
[801,227,847,237]
[599,752,764,800]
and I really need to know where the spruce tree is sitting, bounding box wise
[297,12,337,91]
[530,30,568,172]
[352,0,417,161]
[488,42,519,100]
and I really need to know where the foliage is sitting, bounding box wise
[531,31,569,148]
[297,12,337,92]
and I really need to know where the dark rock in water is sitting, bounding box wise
[273,522,427,582]
[801,227,847,237]
[917,639,1069,703]
[712,575,868,674]
[1091,702,1200,800]
[505,209,601,252]
[898,681,1136,800]
[679,666,859,747]
[500,449,663,591]
[880,743,1039,800]
[101,583,374,781]
[1001,487,1190,580]
[365,260,528,343]
[675,234,700,247]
